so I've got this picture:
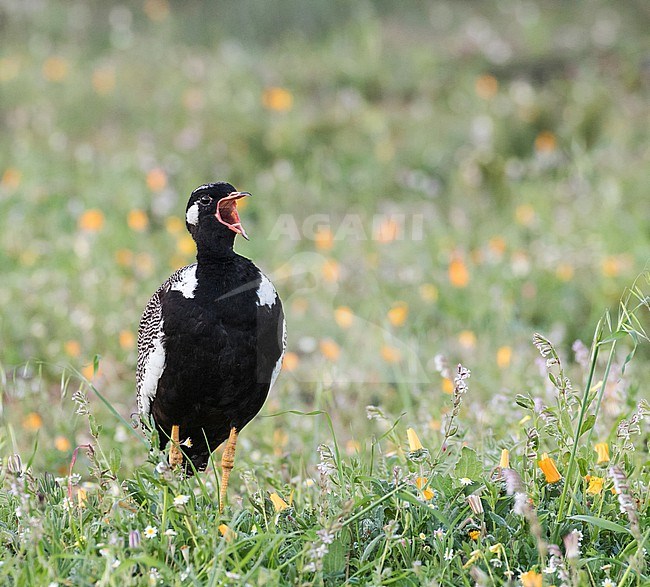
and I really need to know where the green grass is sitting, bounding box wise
[1,1,649,585]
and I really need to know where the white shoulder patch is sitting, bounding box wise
[256,273,277,307]
[170,264,198,299]
[186,203,199,226]
[139,319,166,415]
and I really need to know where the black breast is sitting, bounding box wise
[151,257,284,471]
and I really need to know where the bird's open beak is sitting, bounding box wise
[215,191,251,240]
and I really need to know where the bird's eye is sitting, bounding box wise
[199,195,212,205]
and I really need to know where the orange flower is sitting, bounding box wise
[119,330,135,350]
[54,436,71,452]
[78,209,105,232]
[282,352,299,371]
[64,340,81,358]
[475,74,498,99]
[468,529,481,540]
[262,87,293,112]
[374,218,401,242]
[177,234,196,255]
[23,412,43,431]
[448,256,469,288]
[115,248,133,267]
[314,228,334,251]
[1,167,21,190]
[496,346,512,368]
[146,168,167,192]
[334,306,354,329]
[538,453,562,483]
[381,345,402,363]
[387,302,409,327]
[127,209,149,231]
[319,339,340,361]
[534,130,557,153]
[556,262,575,282]
[585,475,604,495]
[594,442,610,464]
[321,259,340,283]
[144,0,170,21]
[218,523,237,540]
[488,236,506,256]
[442,378,454,394]
[415,477,434,500]
[520,570,542,587]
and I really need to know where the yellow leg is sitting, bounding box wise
[169,424,183,467]
[219,427,238,513]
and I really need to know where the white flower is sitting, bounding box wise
[164,529,177,537]
[111,559,120,569]
[602,580,616,587]
[181,437,193,448]
[459,477,472,486]
[444,548,454,561]
[173,494,190,506]
[143,526,158,539]
[434,527,445,540]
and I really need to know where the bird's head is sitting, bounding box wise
[185,182,250,253]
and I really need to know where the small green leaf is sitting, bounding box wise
[322,539,347,573]
[579,414,596,436]
[515,395,535,410]
[454,447,482,481]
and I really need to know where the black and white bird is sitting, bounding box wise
[136,182,285,509]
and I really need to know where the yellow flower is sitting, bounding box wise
[77,488,88,508]
[406,428,423,451]
[165,216,185,234]
[321,259,340,283]
[585,475,604,495]
[415,477,434,500]
[127,209,149,231]
[64,339,81,358]
[468,529,481,540]
[496,346,512,369]
[515,204,536,227]
[262,87,293,112]
[269,492,289,512]
[520,570,542,587]
[334,306,354,329]
[538,453,562,484]
[442,378,454,394]
[458,330,477,350]
[499,449,510,469]
[419,283,438,302]
[594,442,610,464]
[387,301,409,327]
[42,56,69,82]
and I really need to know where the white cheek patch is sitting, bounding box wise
[186,203,199,226]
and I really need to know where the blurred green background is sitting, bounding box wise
[1,0,648,474]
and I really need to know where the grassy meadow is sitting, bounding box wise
[0,1,649,585]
